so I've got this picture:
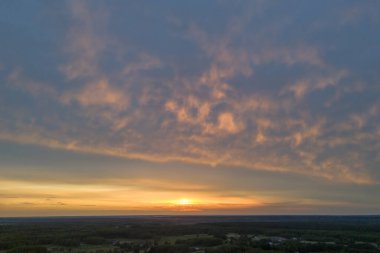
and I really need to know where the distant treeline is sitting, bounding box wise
[0,218,379,253]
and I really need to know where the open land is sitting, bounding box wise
[0,216,379,253]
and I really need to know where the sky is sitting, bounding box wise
[0,0,380,217]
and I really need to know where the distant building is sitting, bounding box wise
[252,235,286,243]
[226,233,240,240]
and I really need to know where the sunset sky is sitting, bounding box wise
[1,1,380,216]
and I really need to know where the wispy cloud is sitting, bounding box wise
[0,0,379,190]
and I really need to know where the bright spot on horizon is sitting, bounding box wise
[178,198,192,205]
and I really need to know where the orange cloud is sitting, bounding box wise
[0,1,378,187]
[217,112,243,134]
[59,1,108,80]
[61,79,129,110]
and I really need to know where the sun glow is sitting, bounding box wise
[178,198,192,205]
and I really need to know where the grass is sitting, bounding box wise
[47,244,117,253]
[159,234,214,245]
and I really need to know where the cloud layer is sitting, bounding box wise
[1,0,380,188]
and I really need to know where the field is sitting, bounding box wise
[0,216,379,253]
[159,234,213,245]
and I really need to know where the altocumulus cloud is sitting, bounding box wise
[0,0,380,185]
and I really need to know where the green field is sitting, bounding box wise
[159,234,213,245]
[47,244,118,253]
[1,217,379,253]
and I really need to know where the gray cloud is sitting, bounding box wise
[0,0,379,188]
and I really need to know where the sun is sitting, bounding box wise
[178,198,192,205]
